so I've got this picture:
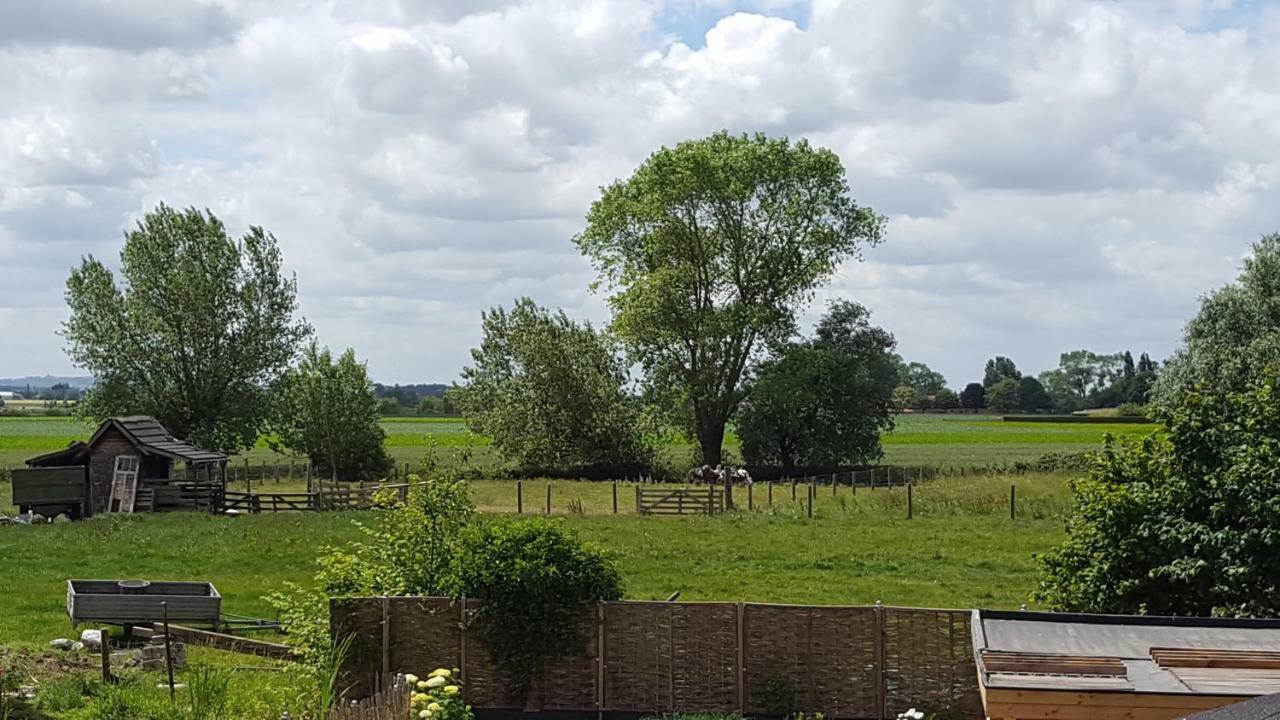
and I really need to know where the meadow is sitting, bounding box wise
[0,412,1156,471]
[0,474,1069,646]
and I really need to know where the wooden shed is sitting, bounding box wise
[17,416,228,517]
[973,609,1280,720]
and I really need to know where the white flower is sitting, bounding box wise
[426,675,447,688]
[419,712,429,719]
[405,674,419,685]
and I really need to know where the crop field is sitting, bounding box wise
[0,413,1156,471]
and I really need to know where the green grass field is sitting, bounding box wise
[0,413,1156,471]
[0,474,1068,646]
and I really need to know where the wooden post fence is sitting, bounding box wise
[1010,483,1016,520]
[545,483,552,515]
[612,482,618,514]
[907,483,913,520]
[517,481,523,514]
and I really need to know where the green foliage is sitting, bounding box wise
[891,385,920,411]
[271,343,392,481]
[738,301,898,471]
[983,357,1020,388]
[1000,415,1155,424]
[1155,234,1280,410]
[1114,402,1148,418]
[959,382,985,409]
[449,518,623,689]
[897,361,947,397]
[1037,369,1280,616]
[406,669,470,720]
[985,378,1020,412]
[932,388,960,410]
[266,478,475,665]
[456,297,656,475]
[1015,376,1053,412]
[759,676,798,716]
[575,131,884,466]
[63,204,311,452]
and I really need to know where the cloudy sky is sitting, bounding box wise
[2,0,1278,386]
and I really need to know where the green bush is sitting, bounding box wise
[1037,369,1280,615]
[449,518,623,689]
[1114,402,1148,419]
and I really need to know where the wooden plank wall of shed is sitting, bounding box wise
[87,426,136,515]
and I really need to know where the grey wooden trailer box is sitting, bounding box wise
[66,580,221,629]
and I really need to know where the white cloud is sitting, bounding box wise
[2,0,1279,387]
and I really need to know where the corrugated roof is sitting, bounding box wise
[974,610,1280,696]
[88,416,228,463]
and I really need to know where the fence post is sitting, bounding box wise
[790,477,797,501]
[546,483,552,515]
[635,485,641,514]
[612,481,618,515]
[735,601,746,712]
[100,627,112,684]
[873,603,887,720]
[767,481,773,507]
[807,485,813,519]
[747,482,753,511]
[1010,483,1016,520]
[907,482,913,520]
[832,473,837,496]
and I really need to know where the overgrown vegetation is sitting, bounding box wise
[1037,369,1280,616]
[456,298,657,477]
[269,476,622,691]
[738,301,898,472]
[270,342,392,481]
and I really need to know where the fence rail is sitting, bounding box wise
[332,597,983,720]
[220,482,417,514]
[636,486,723,515]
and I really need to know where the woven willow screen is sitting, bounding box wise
[331,598,983,720]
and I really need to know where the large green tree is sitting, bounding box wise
[983,356,1021,388]
[1037,369,1280,616]
[1154,234,1280,409]
[63,204,311,451]
[737,301,898,472]
[271,343,392,481]
[574,132,884,466]
[897,360,947,397]
[455,298,655,475]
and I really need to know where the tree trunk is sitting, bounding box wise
[697,418,725,467]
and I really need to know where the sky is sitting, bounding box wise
[2,0,1279,387]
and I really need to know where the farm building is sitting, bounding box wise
[14,416,227,518]
[972,609,1280,720]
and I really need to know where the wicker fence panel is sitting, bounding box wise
[883,608,983,720]
[670,603,738,710]
[333,598,984,719]
[603,601,673,711]
[460,599,523,709]
[331,597,386,700]
[537,606,600,711]
[744,604,879,718]
[386,597,459,679]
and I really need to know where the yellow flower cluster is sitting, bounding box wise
[405,667,469,720]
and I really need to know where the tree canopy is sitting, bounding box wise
[959,382,985,409]
[1037,368,1280,616]
[737,301,898,472]
[455,298,655,475]
[271,343,391,481]
[63,204,311,451]
[1154,234,1280,409]
[574,131,884,466]
[983,356,1021,388]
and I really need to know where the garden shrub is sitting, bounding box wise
[267,477,474,666]
[448,518,623,689]
[1037,369,1280,616]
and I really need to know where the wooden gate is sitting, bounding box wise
[636,486,724,516]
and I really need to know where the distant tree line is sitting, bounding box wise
[889,350,1161,415]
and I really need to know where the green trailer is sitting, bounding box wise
[11,466,88,519]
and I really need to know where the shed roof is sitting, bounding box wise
[26,441,89,467]
[87,416,227,463]
[973,609,1280,697]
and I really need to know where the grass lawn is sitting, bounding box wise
[0,474,1068,647]
[0,413,1156,471]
